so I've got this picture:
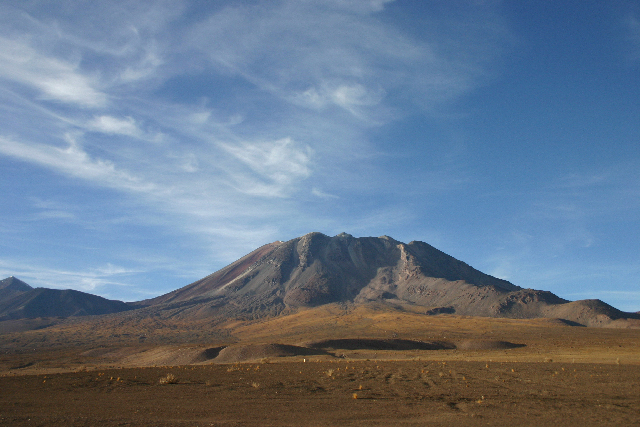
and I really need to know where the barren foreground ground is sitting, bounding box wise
[1,360,640,426]
[1,307,639,426]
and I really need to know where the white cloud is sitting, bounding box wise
[295,87,327,109]
[0,36,107,108]
[0,135,158,193]
[176,153,199,173]
[188,0,503,122]
[218,137,313,197]
[294,82,386,119]
[88,115,141,137]
[312,188,340,199]
[85,114,164,142]
[119,46,163,82]
[331,83,385,118]
[0,0,505,211]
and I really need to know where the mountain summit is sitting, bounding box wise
[0,276,33,296]
[143,232,635,327]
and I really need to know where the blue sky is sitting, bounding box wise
[0,1,639,311]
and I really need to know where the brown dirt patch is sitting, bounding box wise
[454,340,526,350]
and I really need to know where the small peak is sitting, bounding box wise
[336,232,353,239]
[0,276,33,291]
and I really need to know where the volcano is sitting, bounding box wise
[138,232,636,327]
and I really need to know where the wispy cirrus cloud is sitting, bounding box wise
[27,198,77,222]
[0,135,159,193]
[187,0,505,122]
[88,115,141,137]
[0,0,505,208]
[218,138,313,197]
[311,188,340,200]
[86,114,165,143]
[0,36,107,108]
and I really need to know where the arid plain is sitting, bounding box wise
[3,234,640,425]
[2,304,640,426]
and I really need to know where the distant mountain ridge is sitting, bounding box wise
[0,276,131,321]
[2,233,638,328]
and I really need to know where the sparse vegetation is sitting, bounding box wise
[158,373,178,384]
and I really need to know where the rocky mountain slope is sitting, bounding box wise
[0,276,132,321]
[141,232,637,327]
